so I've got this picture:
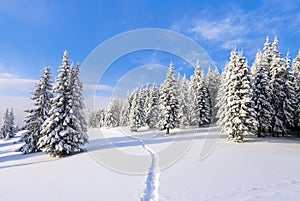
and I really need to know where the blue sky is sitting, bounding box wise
[1,0,300,122]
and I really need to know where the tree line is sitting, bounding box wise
[87,61,220,134]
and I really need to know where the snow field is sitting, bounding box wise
[1,127,300,201]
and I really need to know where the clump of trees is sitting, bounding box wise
[217,37,300,142]
[17,51,88,156]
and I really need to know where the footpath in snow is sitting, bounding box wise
[119,127,160,201]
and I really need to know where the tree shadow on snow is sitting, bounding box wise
[0,152,56,170]
[86,128,224,153]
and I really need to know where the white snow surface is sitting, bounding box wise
[1,127,300,201]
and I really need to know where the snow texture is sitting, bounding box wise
[1,127,300,201]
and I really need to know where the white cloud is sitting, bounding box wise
[84,84,114,92]
[0,72,19,79]
[0,78,36,95]
[221,39,243,50]
[188,17,247,41]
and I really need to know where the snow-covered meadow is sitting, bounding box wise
[1,127,300,201]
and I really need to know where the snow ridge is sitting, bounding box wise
[119,128,160,201]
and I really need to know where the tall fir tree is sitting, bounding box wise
[129,89,143,131]
[216,61,231,129]
[292,50,300,134]
[8,108,17,138]
[251,51,273,136]
[221,50,258,142]
[205,67,220,123]
[119,91,134,127]
[283,53,296,130]
[138,87,147,126]
[72,63,88,143]
[38,51,86,156]
[158,62,179,134]
[269,37,293,136]
[145,83,159,128]
[0,108,16,139]
[18,67,53,153]
[178,75,190,128]
[104,97,120,127]
[190,60,211,127]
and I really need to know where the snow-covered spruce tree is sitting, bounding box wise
[158,62,179,135]
[104,97,120,127]
[1,108,17,139]
[0,108,15,139]
[18,67,53,153]
[251,51,273,137]
[269,38,295,136]
[145,83,159,128]
[120,91,135,127]
[38,51,86,157]
[178,75,190,128]
[292,50,300,134]
[87,110,97,128]
[72,63,88,143]
[206,66,220,123]
[190,60,211,127]
[283,53,296,130]
[138,87,147,126]
[129,88,143,131]
[8,108,17,138]
[0,109,9,139]
[119,99,129,127]
[216,61,231,129]
[221,50,258,142]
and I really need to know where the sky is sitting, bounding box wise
[1,0,300,123]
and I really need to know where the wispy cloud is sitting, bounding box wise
[0,75,36,97]
[172,1,300,57]
[0,72,19,79]
[84,84,114,92]
[188,15,247,42]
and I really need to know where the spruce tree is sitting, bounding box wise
[251,51,273,137]
[158,62,179,134]
[145,83,159,128]
[18,67,53,153]
[139,87,147,126]
[292,50,300,133]
[178,75,190,128]
[38,51,86,156]
[0,108,16,140]
[72,63,88,143]
[283,53,296,130]
[129,89,143,131]
[8,108,17,138]
[221,50,258,142]
[269,37,293,136]
[216,61,231,129]
[119,91,134,127]
[104,97,120,127]
[190,60,211,127]
[206,67,220,123]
